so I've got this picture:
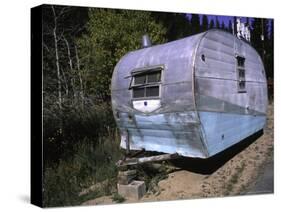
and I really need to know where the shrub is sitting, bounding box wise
[43,126,121,207]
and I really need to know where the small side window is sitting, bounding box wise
[238,69,245,78]
[236,56,246,93]
[130,66,162,99]
[237,56,245,67]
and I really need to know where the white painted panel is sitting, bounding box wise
[133,99,161,113]
[199,111,266,156]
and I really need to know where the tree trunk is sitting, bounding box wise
[52,5,62,110]
[75,45,84,108]
[63,35,73,70]
[60,68,69,97]
[63,35,74,102]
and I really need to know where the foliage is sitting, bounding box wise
[251,18,273,79]
[202,15,209,32]
[209,19,215,29]
[152,12,191,41]
[77,9,167,102]
[43,103,115,165]
[42,5,89,109]
[228,20,232,33]
[215,17,220,29]
[190,14,201,34]
[43,131,121,207]
[111,193,126,203]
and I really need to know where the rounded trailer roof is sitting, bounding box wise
[112,29,265,89]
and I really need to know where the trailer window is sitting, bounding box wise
[237,56,245,67]
[133,87,145,98]
[236,56,246,93]
[147,72,161,83]
[134,75,146,85]
[130,68,162,98]
[146,86,159,97]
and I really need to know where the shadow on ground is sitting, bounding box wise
[170,130,264,175]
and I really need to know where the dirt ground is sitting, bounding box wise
[82,103,274,205]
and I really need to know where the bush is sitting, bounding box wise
[43,102,115,166]
[43,130,121,207]
[43,104,121,207]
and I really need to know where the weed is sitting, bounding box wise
[224,162,246,195]
[137,163,168,194]
[111,193,126,203]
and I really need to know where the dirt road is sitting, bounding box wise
[83,103,274,205]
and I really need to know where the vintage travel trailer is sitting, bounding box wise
[111,29,268,160]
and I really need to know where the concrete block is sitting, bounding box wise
[117,180,146,200]
[118,174,135,185]
[118,170,137,176]
[118,170,137,185]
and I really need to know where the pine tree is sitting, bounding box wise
[251,18,273,80]
[215,16,220,28]
[264,19,273,79]
[228,20,233,33]
[251,18,273,99]
[152,12,191,41]
[202,15,209,31]
[251,18,263,56]
[209,19,215,29]
[190,14,201,34]
[221,21,226,31]
[246,17,250,26]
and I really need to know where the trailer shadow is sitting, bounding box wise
[170,130,263,175]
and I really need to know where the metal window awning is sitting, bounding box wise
[131,65,164,76]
